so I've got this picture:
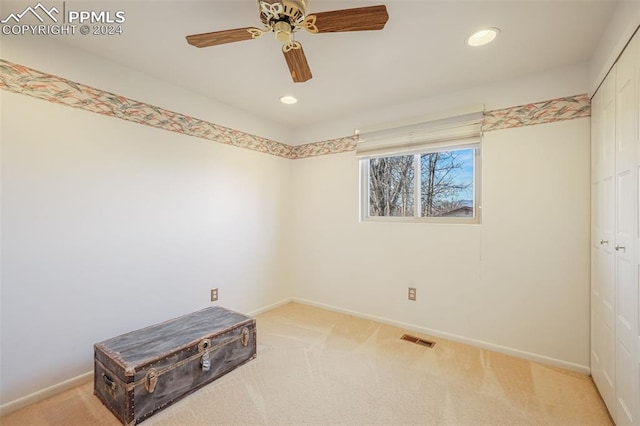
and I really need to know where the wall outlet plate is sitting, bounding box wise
[211,288,218,302]
[408,287,416,301]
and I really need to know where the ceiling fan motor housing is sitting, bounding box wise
[283,0,307,16]
[260,0,307,28]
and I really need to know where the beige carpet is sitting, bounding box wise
[2,303,612,425]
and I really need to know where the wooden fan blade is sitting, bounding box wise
[186,27,261,48]
[283,44,312,83]
[304,5,388,33]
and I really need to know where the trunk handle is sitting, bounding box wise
[102,373,116,390]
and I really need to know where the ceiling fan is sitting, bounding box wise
[185,1,389,83]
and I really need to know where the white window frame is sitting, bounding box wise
[359,145,481,224]
[356,106,484,224]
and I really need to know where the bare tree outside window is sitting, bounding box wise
[420,150,473,217]
[365,148,475,220]
[369,155,414,216]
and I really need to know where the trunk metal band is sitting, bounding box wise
[126,327,253,392]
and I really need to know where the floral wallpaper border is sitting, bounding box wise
[0,60,590,159]
[483,94,591,132]
[290,136,359,159]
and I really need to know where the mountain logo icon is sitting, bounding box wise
[1,3,59,24]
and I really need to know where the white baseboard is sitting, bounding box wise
[0,298,293,418]
[0,371,93,417]
[247,297,293,317]
[292,297,591,376]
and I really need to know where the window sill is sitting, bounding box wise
[360,216,481,225]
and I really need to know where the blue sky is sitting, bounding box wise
[454,149,475,200]
[421,148,475,201]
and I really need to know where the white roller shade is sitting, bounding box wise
[355,107,484,158]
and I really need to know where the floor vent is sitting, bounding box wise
[401,334,436,348]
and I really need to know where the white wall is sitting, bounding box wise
[290,118,591,371]
[0,36,292,145]
[291,0,636,147]
[291,61,589,145]
[0,48,292,404]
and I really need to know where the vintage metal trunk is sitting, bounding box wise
[94,306,256,425]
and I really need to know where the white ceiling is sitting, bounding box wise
[49,1,616,129]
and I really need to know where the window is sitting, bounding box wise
[368,154,414,217]
[356,107,483,223]
[361,147,480,222]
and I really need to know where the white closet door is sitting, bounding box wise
[614,32,639,426]
[592,66,617,417]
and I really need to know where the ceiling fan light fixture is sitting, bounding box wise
[280,95,298,105]
[273,21,293,42]
[466,27,500,46]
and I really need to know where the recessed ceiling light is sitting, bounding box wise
[280,95,298,105]
[466,28,500,47]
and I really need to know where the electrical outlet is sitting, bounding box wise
[408,287,416,301]
[210,288,218,302]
